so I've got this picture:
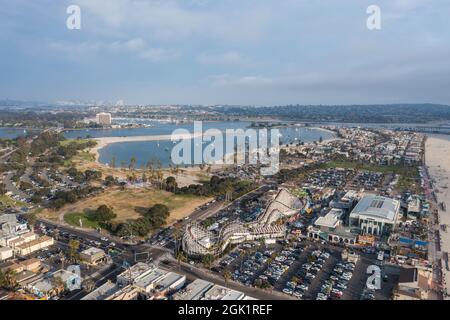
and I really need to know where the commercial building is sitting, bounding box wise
[96,112,112,126]
[0,214,29,246]
[20,258,41,272]
[81,281,122,300]
[116,262,155,286]
[349,195,400,236]
[0,246,13,261]
[80,247,107,266]
[172,279,214,300]
[307,208,357,245]
[134,268,167,293]
[393,267,432,300]
[6,232,38,248]
[14,235,54,256]
[152,272,186,296]
[203,284,245,300]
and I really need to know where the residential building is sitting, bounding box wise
[96,113,112,126]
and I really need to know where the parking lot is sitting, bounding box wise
[214,240,400,300]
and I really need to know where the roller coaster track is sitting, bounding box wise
[182,188,304,256]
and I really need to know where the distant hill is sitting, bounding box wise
[215,104,450,123]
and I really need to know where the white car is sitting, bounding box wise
[283,288,293,295]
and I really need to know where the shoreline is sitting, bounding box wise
[425,134,450,298]
[87,126,335,164]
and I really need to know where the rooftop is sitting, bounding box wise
[350,195,400,222]
[203,284,245,300]
[315,208,344,229]
[173,279,213,300]
[117,262,154,283]
[81,247,105,256]
[81,281,121,300]
[134,268,167,289]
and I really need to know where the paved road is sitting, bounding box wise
[160,258,295,300]
[4,171,29,199]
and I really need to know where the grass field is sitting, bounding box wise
[59,138,95,147]
[0,195,29,208]
[64,212,100,229]
[40,187,212,227]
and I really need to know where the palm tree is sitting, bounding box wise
[82,278,96,293]
[26,212,37,232]
[129,156,137,172]
[156,170,164,189]
[52,276,65,295]
[68,239,80,263]
[0,269,18,290]
[202,254,214,270]
[223,270,232,288]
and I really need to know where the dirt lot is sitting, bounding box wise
[39,187,212,225]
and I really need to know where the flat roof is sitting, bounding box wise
[16,236,53,249]
[81,281,120,300]
[203,284,245,300]
[134,268,167,289]
[173,279,213,300]
[154,272,185,290]
[117,262,154,282]
[350,195,399,222]
[315,208,343,229]
[81,247,105,256]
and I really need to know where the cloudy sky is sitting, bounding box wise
[1,0,449,105]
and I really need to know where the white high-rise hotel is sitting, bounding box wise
[96,113,112,125]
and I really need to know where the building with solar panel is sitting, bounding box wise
[349,194,400,236]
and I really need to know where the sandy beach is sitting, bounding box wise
[90,132,206,161]
[426,134,450,297]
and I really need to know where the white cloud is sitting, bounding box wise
[48,37,177,62]
[197,51,248,66]
[76,0,272,43]
[138,48,178,62]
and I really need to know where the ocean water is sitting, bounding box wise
[85,123,335,168]
[0,128,40,139]
[64,121,255,139]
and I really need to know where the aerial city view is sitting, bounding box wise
[1,0,450,308]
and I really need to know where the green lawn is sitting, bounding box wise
[0,195,29,208]
[59,138,94,147]
[64,212,100,229]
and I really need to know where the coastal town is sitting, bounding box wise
[2,1,450,311]
[1,108,450,301]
